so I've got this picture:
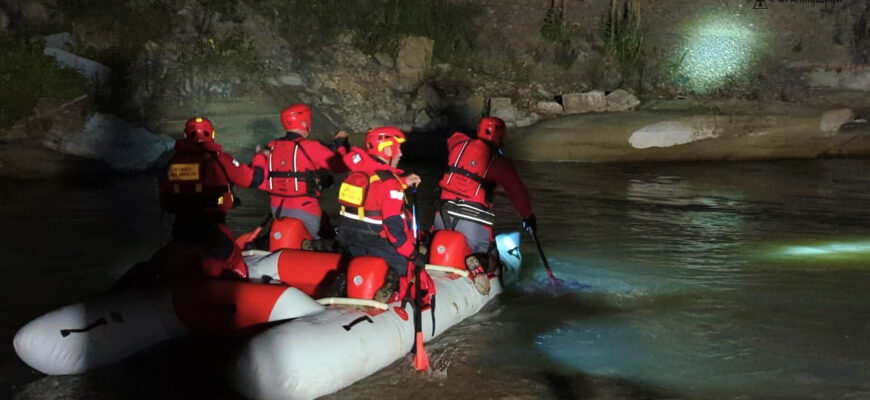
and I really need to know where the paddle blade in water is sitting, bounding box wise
[414,332,429,371]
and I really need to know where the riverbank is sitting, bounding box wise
[507,99,870,162]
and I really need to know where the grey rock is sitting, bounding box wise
[807,67,870,91]
[43,47,112,94]
[563,91,606,114]
[536,101,564,114]
[489,97,519,124]
[412,83,440,110]
[605,89,641,112]
[395,36,434,91]
[374,53,394,68]
[268,73,305,87]
[516,113,540,128]
[819,108,856,136]
[414,110,432,128]
[44,32,72,49]
[55,113,175,171]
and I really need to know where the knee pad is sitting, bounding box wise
[269,217,313,251]
[346,256,389,300]
[428,230,471,270]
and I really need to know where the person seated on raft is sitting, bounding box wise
[248,103,350,248]
[335,126,425,303]
[433,117,536,295]
[153,116,267,281]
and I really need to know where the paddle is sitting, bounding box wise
[409,187,429,371]
[525,225,560,286]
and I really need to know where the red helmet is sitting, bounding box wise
[365,126,406,162]
[476,117,506,147]
[184,117,216,142]
[281,104,311,133]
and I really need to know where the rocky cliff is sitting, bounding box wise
[2,0,870,175]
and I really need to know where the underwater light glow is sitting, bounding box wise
[780,241,870,258]
[674,17,758,92]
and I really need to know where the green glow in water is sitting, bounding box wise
[780,241,870,258]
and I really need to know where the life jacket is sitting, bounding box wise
[266,137,329,198]
[161,144,233,215]
[337,147,407,226]
[438,134,497,206]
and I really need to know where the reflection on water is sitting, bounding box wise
[2,158,870,400]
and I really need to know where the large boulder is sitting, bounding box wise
[536,101,564,114]
[562,91,606,114]
[605,89,641,112]
[489,97,520,125]
[50,113,174,171]
[43,47,111,95]
[395,36,434,92]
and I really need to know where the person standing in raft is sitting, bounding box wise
[336,126,424,302]
[248,103,349,240]
[433,117,536,295]
[155,116,266,280]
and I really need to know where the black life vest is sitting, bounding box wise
[162,151,233,214]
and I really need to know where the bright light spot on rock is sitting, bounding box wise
[673,17,758,92]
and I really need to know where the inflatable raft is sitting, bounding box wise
[228,231,522,400]
[12,253,330,375]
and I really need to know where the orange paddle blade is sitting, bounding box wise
[414,332,429,371]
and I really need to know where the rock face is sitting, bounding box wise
[395,36,434,92]
[50,113,174,171]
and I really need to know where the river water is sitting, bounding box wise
[2,157,870,400]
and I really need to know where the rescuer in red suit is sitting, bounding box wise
[336,126,423,301]
[433,117,535,293]
[156,116,264,279]
[249,104,349,239]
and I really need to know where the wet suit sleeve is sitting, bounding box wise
[379,179,415,258]
[489,156,533,219]
[303,140,349,174]
[213,151,265,188]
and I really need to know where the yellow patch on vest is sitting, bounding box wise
[339,182,364,206]
[168,163,200,181]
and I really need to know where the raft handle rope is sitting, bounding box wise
[316,297,389,310]
[60,317,108,337]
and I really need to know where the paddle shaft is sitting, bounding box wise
[409,187,429,370]
[527,226,557,283]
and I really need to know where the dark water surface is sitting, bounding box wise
[3,158,870,400]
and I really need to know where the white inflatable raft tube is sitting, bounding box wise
[228,232,522,400]
[13,254,324,376]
